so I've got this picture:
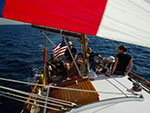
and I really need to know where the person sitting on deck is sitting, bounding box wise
[47,54,66,81]
[87,48,103,72]
[111,45,133,75]
[95,56,115,75]
[64,41,77,79]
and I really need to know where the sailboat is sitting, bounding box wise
[0,0,150,113]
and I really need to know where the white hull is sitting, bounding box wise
[69,75,150,113]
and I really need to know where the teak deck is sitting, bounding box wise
[48,78,99,113]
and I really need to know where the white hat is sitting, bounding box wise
[109,56,115,62]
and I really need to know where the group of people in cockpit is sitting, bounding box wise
[47,41,133,82]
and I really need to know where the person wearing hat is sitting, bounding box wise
[87,48,103,71]
[100,56,115,76]
[101,56,115,67]
[64,41,77,79]
[111,45,133,75]
[47,54,65,75]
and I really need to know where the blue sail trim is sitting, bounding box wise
[0,0,5,17]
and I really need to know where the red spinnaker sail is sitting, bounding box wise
[1,0,107,35]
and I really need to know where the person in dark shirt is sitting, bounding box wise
[65,42,77,63]
[47,54,65,75]
[64,41,77,79]
[87,48,103,71]
[111,45,133,75]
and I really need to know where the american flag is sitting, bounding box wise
[53,38,69,58]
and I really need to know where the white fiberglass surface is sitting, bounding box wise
[69,75,150,113]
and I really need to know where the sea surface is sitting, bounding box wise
[0,25,150,113]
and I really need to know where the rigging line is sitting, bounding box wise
[0,91,65,109]
[0,85,74,106]
[41,31,56,47]
[0,77,136,96]
[0,92,61,111]
[0,77,44,86]
[50,85,135,96]
[0,85,75,107]
[106,76,129,94]
[60,29,63,36]
[64,37,82,77]
[43,87,50,113]
[105,78,128,97]
[110,76,130,90]
[110,76,139,95]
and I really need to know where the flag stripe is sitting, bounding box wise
[53,47,68,55]
[54,51,66,58]
[53,38,68,58]
[53,43,61,51]
[53,48,67,57]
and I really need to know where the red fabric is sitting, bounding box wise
[3,0,107,35]
[43,48,47,64]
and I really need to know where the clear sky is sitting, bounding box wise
[0,18,28,25]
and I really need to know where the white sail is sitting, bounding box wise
[97,0,150,47]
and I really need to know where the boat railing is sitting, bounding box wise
[23,79,40,113]
[128,72,150,93]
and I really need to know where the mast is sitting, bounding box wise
[81,34,89,74]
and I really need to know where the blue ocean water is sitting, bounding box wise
[0,25,150,113]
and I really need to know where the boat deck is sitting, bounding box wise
[47,78,99,113]
[69,75,150,113]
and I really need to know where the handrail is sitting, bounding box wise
[128,72,150,92]
[23,80,39,113]
[129,72,150,85]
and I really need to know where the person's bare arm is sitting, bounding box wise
[70,54,77,67]
[74,54,77,60]
[111,57,119,75]
[126,59,133,75]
